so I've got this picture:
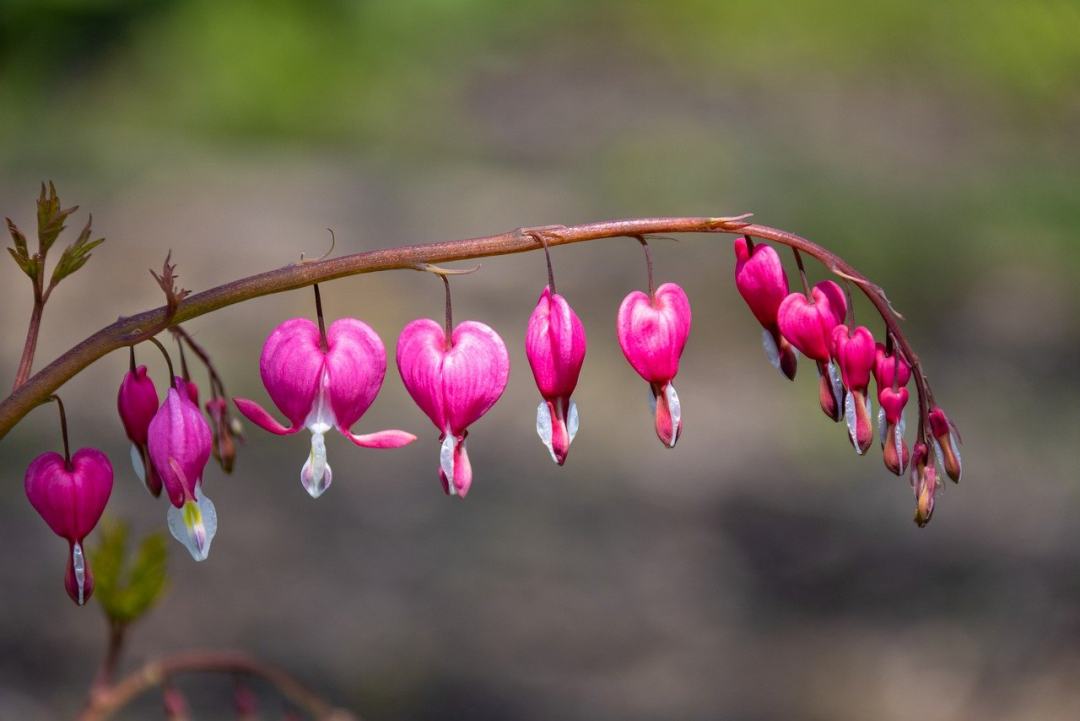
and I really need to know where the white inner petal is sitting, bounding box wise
[648,386,657,416]
[440,431,456,496]
[72,541,86,605]
[535,401,557,463]
[827,361,845,408]
[303,371,335,435]
[167,493,218,562]
[761,328,781,372]
[300,431,332,498]
[877,406,887,445]
[665,383,681,449]
[844,393,862,454]
[894,413,906,465]
[567,400,579,443]
[950,430,963,481]
[130,443,146,487]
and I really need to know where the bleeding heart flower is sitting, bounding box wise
[874,344,912,475]
[831,324,876,454]
[910,442,939,527]
[149,379,217,561]
[117,362,162,496]
[617,282,692,448]
[234,318,416,499]
[397,318,509,497]
[929,406,962,483]
[526,286,586,465]
[25,448,113,605]
[733,237,797,380]
[777,280,847,421]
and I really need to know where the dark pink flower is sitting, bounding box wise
[117,363,162,496]
[25,448,113,605]
[617,283,692,448]
[526,286,586,465]
[929,406,962,483]
[910,442,939,527]
[733,238,797,380]
[873,344,912,475]
[149,379,216,561]
[397,318,509,498]
[234,318,415,498]
[777,280,847,421]
[832,324,876,454]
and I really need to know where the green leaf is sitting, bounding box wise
[50,215,105,288]
[5,218,37,279]
[36,181,78,255]
[90,520,169,624]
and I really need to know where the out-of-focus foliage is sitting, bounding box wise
[89,520,168,624]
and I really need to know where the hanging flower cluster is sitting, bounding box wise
[13,202,963,604]
[730,235,962,526]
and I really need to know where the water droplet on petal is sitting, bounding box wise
[72,542,86,606]
[761,328,781,372]
[567,400,579,443]
[167,493,217,562]
[440,432,456,496]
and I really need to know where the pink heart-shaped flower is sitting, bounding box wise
[776,280,847,362]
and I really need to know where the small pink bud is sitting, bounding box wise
[25,448,113,605]
[911,442,939,527]
[929,406,962,482]
[117,364,162,496]
[234,317,416,498]
[733,238,796,380]
[832,325,876,454]
[397,318,509,498]
[872,344,912,475]
[149,379,216,561]
[526,287,586,465]
[873,343,912,390]
[616,282,691,448]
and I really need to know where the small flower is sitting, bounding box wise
[25,448,113,605]
[526,286,587,465]
[117,363,162,496]
[873,344,912,475]
[910,442,939,527]
[617,282,692,448]
[205,396,240,474]
[234,318,415,499]
[777,280,847,421]
[149,379,217,561]
[397,318,509,497]
[929,406,962,482]
[733,238,797,380]
[831,324,876,454]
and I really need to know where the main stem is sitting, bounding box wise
[0,216,932,444]
[13,299,44,391]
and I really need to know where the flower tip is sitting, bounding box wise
[167,495,217,562]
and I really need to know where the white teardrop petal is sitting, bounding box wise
[648,386,657,416]
[130,444,146,486]
[567,400,579,443]
[167,493,218,562]
[894,413,906,465]
[72,542,86,605]
[300,431,332,498]
[877,406,887,445]
[761,328,781,372]
[844,392,862,455]
[665,383,681,449]
[440,432,456,496]
[535,401,557,463]
[950,430,963,481]
[828,361,845,407]
[303,371,335,435]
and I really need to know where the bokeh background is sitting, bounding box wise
[2,1,1079,719]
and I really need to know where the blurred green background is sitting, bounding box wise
[2,1,1079,719]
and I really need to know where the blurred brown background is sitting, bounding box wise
[2,1,1079,719]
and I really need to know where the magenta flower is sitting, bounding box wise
[526,286,586,465]
[149,379,216,561]
[617,283,692,448]
[733,237,797,380]
[874,344,912,475]
[117,362,162,497]
[831,324,876,454]
[929,406,962,482]
[25,448,113,605]
[234,318,416,498]
[777,280,848,421]
[397,318,509,497]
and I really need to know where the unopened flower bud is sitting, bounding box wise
[832,324,876,454]
[929,406,962,482]
[733,238,797,380]
[911,442,939,527]
[777,281,847,421]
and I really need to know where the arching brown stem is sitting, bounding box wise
[0,215,934,445]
